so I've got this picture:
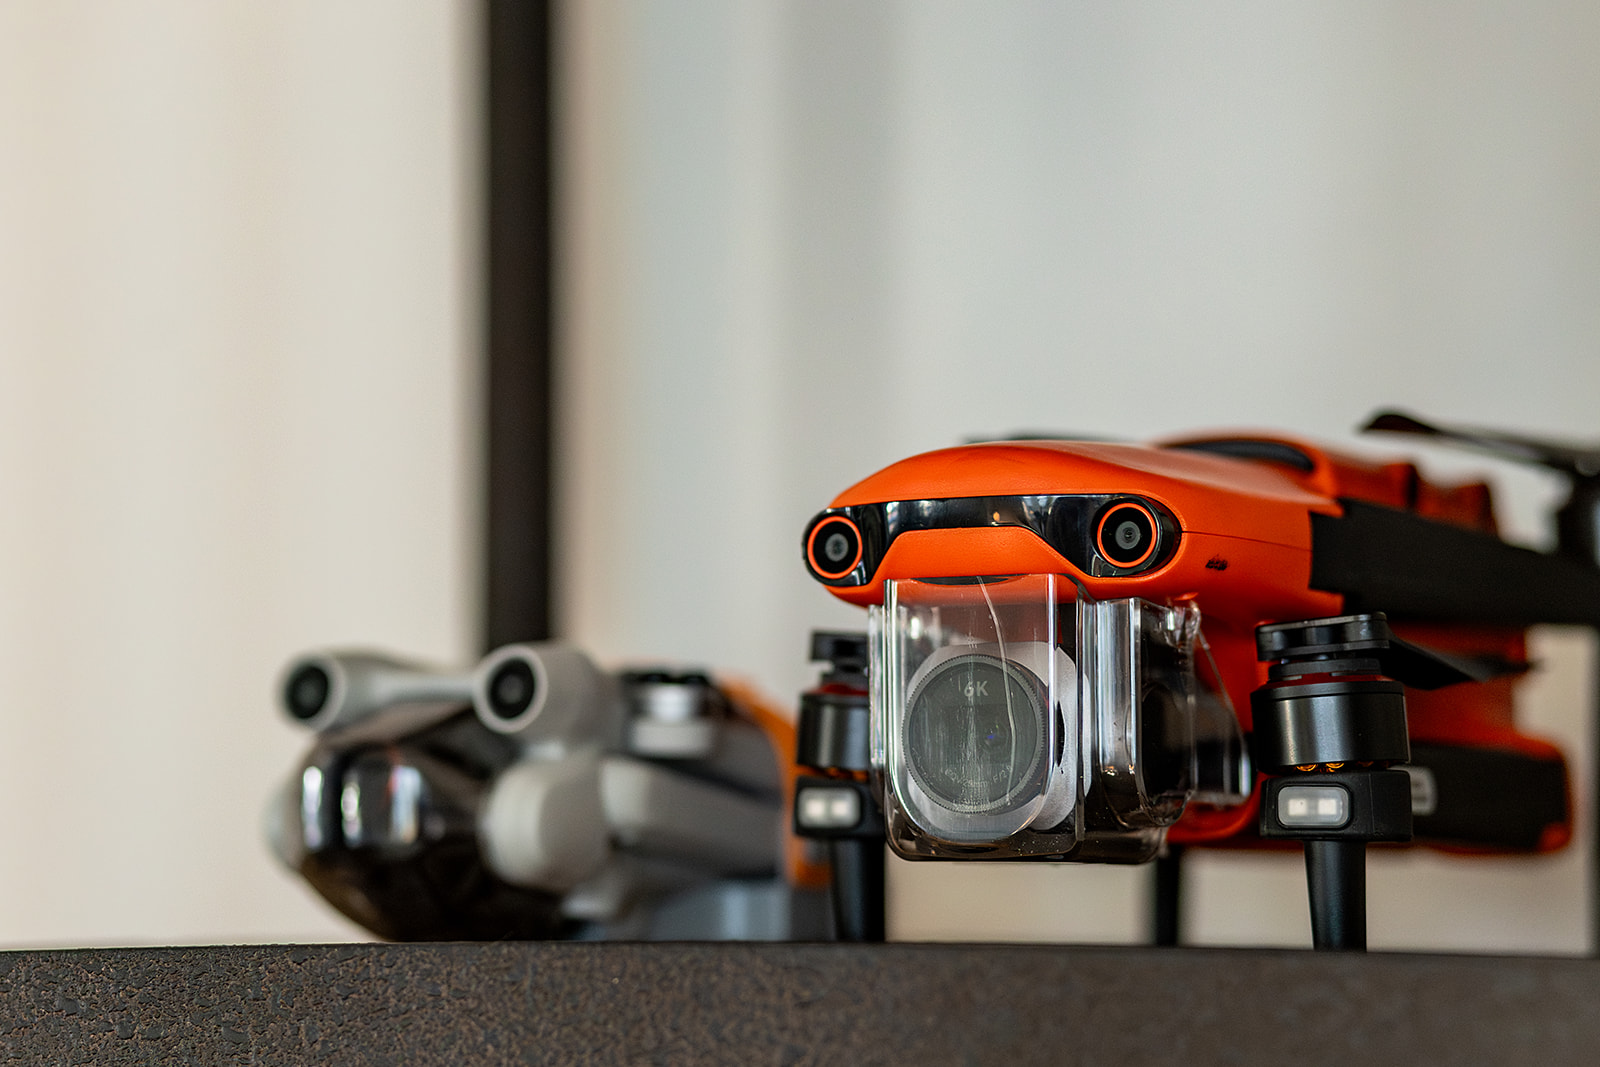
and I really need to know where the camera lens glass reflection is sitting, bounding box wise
[905,655,1047,814]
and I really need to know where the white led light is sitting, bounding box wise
[797,786,862,830]
[1403,765,1438,816]
[1276,784,1351,829]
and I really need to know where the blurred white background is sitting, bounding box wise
[0,3,479,944]
[1,1,1598,951]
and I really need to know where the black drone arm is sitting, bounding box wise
[1311,499,1600,627]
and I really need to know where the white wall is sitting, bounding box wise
[561,1,1600,952]
[0,3,480,945]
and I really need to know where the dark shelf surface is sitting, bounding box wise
[0,940,1595,1065]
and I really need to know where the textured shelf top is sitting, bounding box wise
[0,940,1594,1064]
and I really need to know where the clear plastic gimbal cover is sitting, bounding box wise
[872,574,1239,861]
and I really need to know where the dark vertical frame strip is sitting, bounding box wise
[486,0,554,650]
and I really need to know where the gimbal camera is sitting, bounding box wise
[267,642,827,941]
[795,414,1600,950]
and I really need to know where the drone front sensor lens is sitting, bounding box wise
[1096,501,1159,569]
[486,659,538,721]
[285,664,332,720]
[806,514,863,580]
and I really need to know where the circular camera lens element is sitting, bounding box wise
[904,654,1047,814]
[486,659,538,721]
[285,664,331,720]
[1096,501,1159,569]
[806,515,863,580]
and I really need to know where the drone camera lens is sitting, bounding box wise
[285,664,332,720]
[486,659,538,721]
[904,654,1047,815]
[1096,501,1160,569]
[806,514,863,580]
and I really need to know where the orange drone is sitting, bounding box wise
[794,413,1600,949]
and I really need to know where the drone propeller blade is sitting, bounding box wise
[1362,410,1600,479]
[1363,411,1446,437]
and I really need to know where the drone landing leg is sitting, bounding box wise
[1253,616,1421,953]
[1151,845,1183,947]
[793,633,886,943]
[829,838,886,942]
[1552,475,1600,956]
[1304,840,1366,951]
